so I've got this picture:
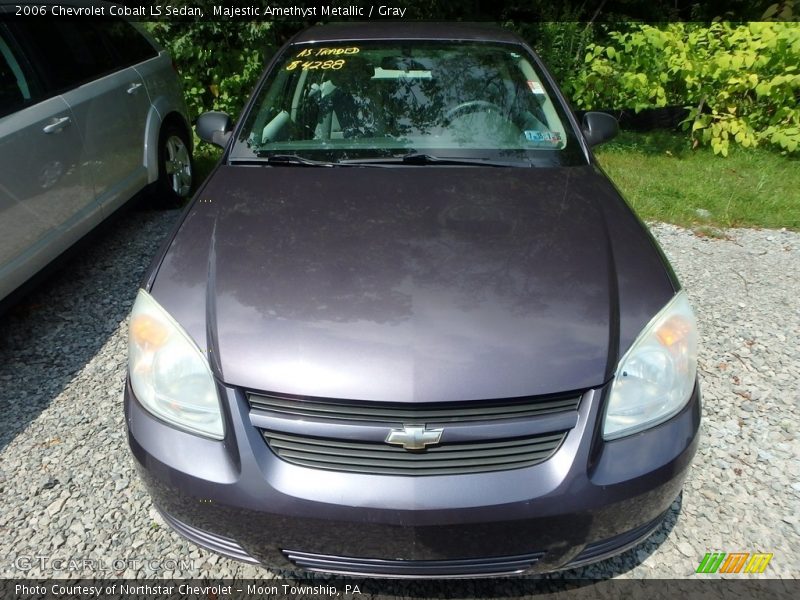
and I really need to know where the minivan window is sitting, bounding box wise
[14,21,120,93]
[0,31,31,117]
[233,41,585,166]
[102,21,158,67]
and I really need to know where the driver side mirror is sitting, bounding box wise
[581,112,619,147]
[196,111,233,148]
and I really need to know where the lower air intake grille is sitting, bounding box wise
[263,429,566,476]
[158,508,259,564]
[566,510,668,568]
[283,548,545,578]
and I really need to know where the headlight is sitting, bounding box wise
[128,289,224,440]
[603,290,698,440]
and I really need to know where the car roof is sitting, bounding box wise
[291,22,525,45]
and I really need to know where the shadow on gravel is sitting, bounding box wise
[0,204,182,453]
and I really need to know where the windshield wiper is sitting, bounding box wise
[340,153,531,167]
[237,154,386,167]
[402,153,530,167]
[246,154,336,167]
[234,153,530,168]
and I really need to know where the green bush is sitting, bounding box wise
[146,8,279,120]
[566,22,800,155]
[507,21,601,86]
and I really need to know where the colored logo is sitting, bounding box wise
[696,552,773,574]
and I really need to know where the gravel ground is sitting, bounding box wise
[0,208,798,582]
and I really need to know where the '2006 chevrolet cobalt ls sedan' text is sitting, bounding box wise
[125,23,700,577]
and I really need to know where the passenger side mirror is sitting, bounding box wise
[196,111,233,148]
[581,112,619,147]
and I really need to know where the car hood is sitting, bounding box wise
[150,164,675,402]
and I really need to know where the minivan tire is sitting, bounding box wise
[154,124,193,207]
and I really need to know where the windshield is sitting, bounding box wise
[231,40,586,166]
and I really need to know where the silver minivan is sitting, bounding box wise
[0,7,192,304]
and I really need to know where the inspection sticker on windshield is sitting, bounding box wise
[527,80,545,94]
[525,130,562,144]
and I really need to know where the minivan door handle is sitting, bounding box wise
[42,116,71,134]
[127,82,143,94]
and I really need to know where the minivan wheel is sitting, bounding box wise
[155,125,193,205]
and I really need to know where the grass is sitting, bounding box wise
[191,141,222,193]
[595,130,800,231]
[191,131,800,231]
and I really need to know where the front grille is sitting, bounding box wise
[249,392,579,476]
[248,393,581,424]
[262,429,566,476]
[283,548,545,578]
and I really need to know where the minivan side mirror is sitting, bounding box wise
[581,112,619,147]
[196,111,233,148]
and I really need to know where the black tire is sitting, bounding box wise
[154,124,193,207]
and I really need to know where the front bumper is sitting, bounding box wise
[125,379,701,577]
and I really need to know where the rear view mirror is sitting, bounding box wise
[196,111,233,148]
[581,112,619,146]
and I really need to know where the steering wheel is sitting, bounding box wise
[443,100,504,124]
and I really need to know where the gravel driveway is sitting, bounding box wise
[1,207,798,581]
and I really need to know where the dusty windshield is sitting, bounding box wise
[232,41,585,166]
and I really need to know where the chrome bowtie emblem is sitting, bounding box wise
[385,425,443,451]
